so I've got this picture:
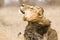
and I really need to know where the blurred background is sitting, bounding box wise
[0,0,60,6]
[0,0,60,40]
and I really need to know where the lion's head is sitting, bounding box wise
[20,4,44,22]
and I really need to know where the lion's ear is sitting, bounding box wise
[36,8,44,17]
[39,8,44,15]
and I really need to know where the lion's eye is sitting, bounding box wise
[30,8,33,9]
[38,13,41,16]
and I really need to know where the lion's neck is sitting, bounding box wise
[28,21,50,36]
[28,18,51,35]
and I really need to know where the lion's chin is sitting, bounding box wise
[23,18,38,22]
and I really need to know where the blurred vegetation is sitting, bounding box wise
[19,0,60,6]
[0,0,4,6]
[0,0,60,7]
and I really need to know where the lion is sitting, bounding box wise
[19,4,58,40]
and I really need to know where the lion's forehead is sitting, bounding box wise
[23,6,38,11]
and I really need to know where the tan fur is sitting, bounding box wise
[20,4,44,22]
[19,4,58,40]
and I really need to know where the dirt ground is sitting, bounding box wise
[0,5,60,40]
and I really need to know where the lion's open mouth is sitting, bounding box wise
[20,9,25,14]
[20,5,25,14]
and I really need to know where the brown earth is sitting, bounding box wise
[0,6,60,40]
